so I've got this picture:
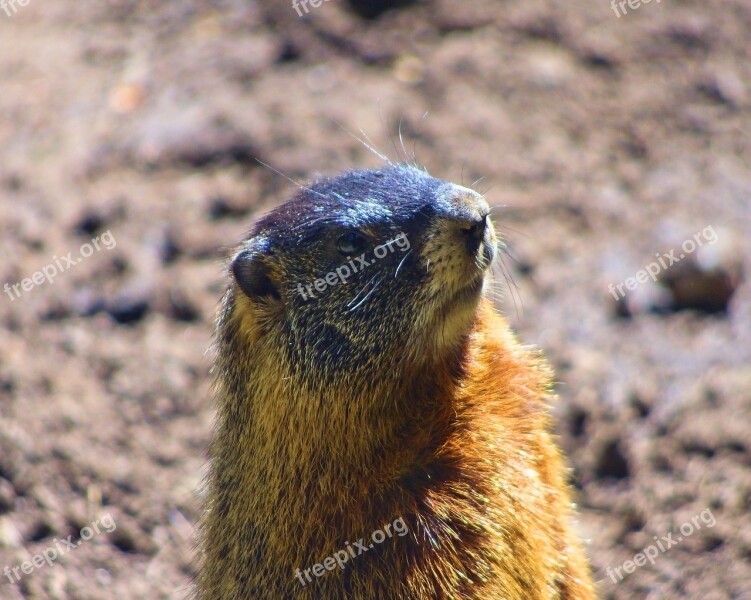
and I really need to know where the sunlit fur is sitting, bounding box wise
[195,165,595,599]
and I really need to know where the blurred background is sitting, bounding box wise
[0,0,749,598]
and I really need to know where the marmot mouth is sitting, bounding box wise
[449,272,486,307]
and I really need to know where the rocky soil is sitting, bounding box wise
[0,0,749,598]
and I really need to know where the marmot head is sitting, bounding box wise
[226,164,497,384]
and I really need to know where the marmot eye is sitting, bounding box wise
[335,232,366,256]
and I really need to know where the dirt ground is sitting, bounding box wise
[0,0,750,598]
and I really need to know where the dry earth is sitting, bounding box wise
[0,0,750,598]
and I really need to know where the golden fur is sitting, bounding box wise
[195,166,595,599]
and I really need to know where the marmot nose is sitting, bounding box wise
[443,186,491,253]
[462,214,488,243]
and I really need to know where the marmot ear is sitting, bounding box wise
[231,249,280,301]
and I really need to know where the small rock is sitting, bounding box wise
[73,211,107,237]
[525,45,576,88]
[207,197,249,221]
[168,290,201,323]
[107,289,151,325]
[0,478,15,514]
[698,71,745,107]
[393,55,425,84]
[346,0,419,20]
[0,517,22,549]
[109,83,146,114]
[26,520,54,543]
[595,439,630,481]
[134,106,258,168]
[158,229,182,265]
[95,568,113,586]
[568,405,589,438]
[660,259,738,315]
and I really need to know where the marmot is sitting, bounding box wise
[196,164,595,599]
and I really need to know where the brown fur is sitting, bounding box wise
[195,166,596,599]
